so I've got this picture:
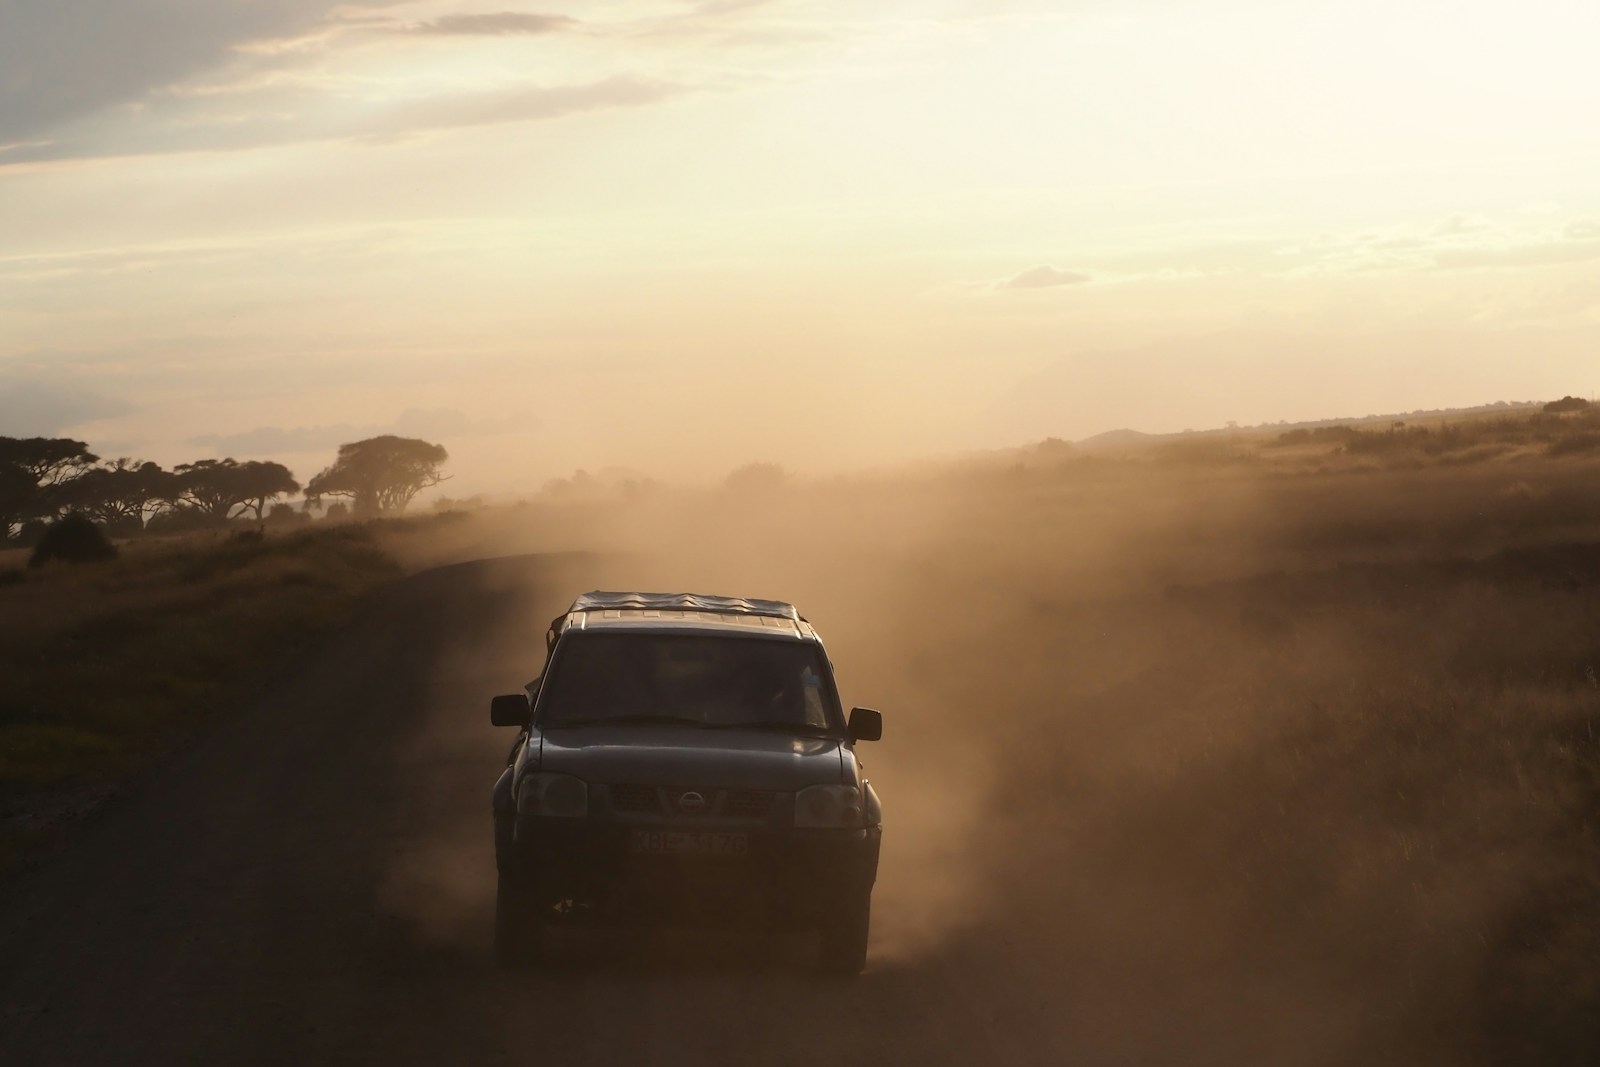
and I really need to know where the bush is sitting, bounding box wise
[1544,396,1591,414]
[15,519,47,547]
[266,502,307,526]
[28,514,118,568]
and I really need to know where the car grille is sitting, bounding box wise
[603,785,777,820]
[609,784,662,814]
[724,789,775,819]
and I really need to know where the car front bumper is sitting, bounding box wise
[506,818,881,927]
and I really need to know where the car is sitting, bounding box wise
[489,590,884,974]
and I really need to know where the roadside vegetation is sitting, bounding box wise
[0,521,418,866]
[862,408,1600,1065]
[0,428,460,866]
[0,432,450,547]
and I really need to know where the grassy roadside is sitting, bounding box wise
[0,521,412,869]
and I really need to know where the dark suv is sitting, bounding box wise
[490,591,884,973]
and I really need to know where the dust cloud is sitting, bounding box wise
[376,452,1600,1066]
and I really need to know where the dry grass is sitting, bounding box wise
[0,522,411,862]
[849,444,1600,1065]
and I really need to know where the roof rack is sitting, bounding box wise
[568,590,803,622]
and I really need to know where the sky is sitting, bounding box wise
[3,0,1599,494]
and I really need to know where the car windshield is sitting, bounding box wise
[537,633,840,731]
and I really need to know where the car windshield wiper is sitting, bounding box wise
[702,720,839,737]
[543,714,704,729]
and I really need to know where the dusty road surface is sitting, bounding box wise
[0,553,1062,1067]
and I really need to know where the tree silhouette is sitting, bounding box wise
[305,436,448,516]
[0,462,36,541]
[235,461,300,520]
[174,459,300,521]
[0,437,99,487]
[48,460,179,534]
[0,437,101,538]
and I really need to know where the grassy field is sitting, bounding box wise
[0,521,414,865]
[865,424,1600,1064]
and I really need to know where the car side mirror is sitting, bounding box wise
[847,707,882,742]
[490,693,530,727]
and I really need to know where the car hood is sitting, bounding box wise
[535,726,844,790]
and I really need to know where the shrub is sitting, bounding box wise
[1543,396,1590,414]
[28,514,118,568]
[266,502,307,526]
[15,519,47,547]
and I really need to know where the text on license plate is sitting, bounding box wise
[630,830,749,856]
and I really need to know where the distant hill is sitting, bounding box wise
[1075,428,1157,451]
[1074,400,1545,451]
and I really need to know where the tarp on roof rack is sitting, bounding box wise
[569,590,803,622]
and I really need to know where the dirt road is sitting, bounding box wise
[0,553,1066,1067]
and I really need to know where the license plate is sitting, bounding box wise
[630,830,749,856]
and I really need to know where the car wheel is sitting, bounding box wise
[817,890,871,976]
[494,870,544,969]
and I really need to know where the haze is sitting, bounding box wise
[3,0,1599,494]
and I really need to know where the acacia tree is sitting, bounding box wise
[48,459,179,533]
[0,437,99,487]
[235,460,300,520]
[0,462,36,541]
[306,436,448,516]
[174,458,300,521]
[0,437,102,538]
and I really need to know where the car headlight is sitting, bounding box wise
[516,772,589,818]
[794,784,863,829]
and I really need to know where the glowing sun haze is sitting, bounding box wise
[3,0,1598,493]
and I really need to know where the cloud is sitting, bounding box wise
[1429,239,1600,272]
[1279,216,1600,276]
[997,265,1092,290]
[364,76,681,140]
[405,12,578,36]
[1432,214,1488,236]
[0,377,131,437]
[0,1,393,143]
[0,76,687,167]
[187,408,531,457]
[606,0,804,43]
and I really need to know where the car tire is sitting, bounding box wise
[817,890,871,976]
[494,870,544,969]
